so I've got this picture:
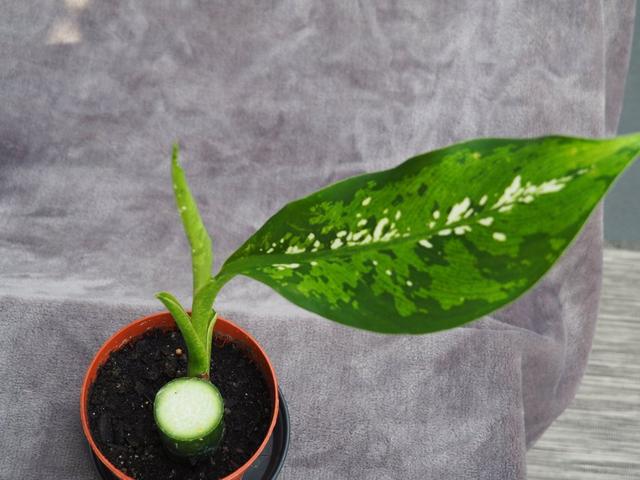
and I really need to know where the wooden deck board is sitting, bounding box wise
[528,248,640,479]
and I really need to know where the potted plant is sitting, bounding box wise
[81,133,640,479]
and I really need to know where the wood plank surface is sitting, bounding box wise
[528,248,640,479]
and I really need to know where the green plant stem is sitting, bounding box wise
[156,291,210,378]
[156,275,231,380]
[187,351,212,379]
[209,272,234,300]
[206,312,218,363]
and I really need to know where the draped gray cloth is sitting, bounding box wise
[0,1,635,478]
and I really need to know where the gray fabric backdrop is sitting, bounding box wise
[0,1,635,479]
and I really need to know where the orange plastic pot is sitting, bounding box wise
[81,311,279,480]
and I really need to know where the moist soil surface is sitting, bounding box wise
[88,328,272,480]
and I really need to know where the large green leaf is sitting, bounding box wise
[218,134,640,334]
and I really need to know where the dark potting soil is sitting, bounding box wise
[88,328,273,480]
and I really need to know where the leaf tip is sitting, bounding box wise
[155,291,171,302]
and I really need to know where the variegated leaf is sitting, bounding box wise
[218,134,640,333]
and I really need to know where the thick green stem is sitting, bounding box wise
[186,352,211,379]
[156,291,210,379]
[209,271,234,299]
[165,146,239,381]
[187,310,218,379]
[156,274,231,380]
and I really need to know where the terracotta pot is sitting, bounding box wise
[81,311,280,480]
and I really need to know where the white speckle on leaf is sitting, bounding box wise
[311,261,318,266]
[385,269,392,276]
[533,178,570,194]
[331,238,344,249]
[493,232,507,242]
[493,175,571,212]
[362,197,372,206]
[285,245,306,254]
[267,247,274,253]
[406,280,413,287]
[433,210,440,219]
[383,208,389,214]
[478,217,494,226]
[395,211,402,220]
[454,225,471,235]
[357,219,367,227]
[307,233,315,241]
[479,195,488,206]
[373,218,390,241]
[447,197,471,225]
[418,239,433,249]
[493,175,522,211]
[336,230,347,238]
[372,260,378,266]
[438,229,452,236]
[381,232,399,242]
[352,230,369,241]
[273,263,300,270]
[429,221,436,229]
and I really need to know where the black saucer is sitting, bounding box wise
[92,387,290,479]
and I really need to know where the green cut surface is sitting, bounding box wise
[154,377,224,458]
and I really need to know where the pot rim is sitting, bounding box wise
[80,311,280,480]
